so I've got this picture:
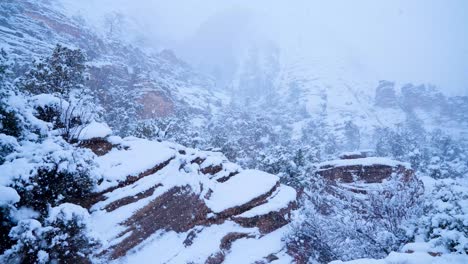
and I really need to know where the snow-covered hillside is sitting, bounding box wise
[0,0,226,135]
[1,1,467,264]
[227,43,468,149]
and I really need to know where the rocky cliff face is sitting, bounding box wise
[374,81,468,141]
[0,0,225,134]
[79,135,297,263]
[227,45,468,149]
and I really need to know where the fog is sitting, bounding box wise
[60,0,468,95]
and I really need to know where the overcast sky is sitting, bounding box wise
[60,0,468,95]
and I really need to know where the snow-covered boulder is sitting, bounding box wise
[78,122,112,141]
[77,122,113,156]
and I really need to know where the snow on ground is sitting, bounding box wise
[96,137,176,190]
[205,169,279,213]
[239,185,296,218]
[115,222,255,264]
[85,137,296,263]
[90,159,187,242]
[223,226,293,264]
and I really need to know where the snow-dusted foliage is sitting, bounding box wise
[411,179,468,254]
[287,171,424,262]
[375,125,468,180]
[0,47,99,262]
[18,44,98,142]
[8,136,98,215]
[1,1,467,263]
[20,44,87,98]
[1,204,97,264]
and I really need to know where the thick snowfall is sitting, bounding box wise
[0,1,467,264]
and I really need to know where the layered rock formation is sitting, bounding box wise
[315,152,422,202]
[80,135,297,263]
[317,155,413,184]
[374,80,398,108]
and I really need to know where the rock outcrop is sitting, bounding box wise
[375,80,398,108]
[84,136,297,263]
[315,154,421,200]
[317,156,413,184]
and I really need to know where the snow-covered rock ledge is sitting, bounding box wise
[317,156,413,184]
[80,136,297,263]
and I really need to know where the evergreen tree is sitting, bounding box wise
[19,45,97,142]
[21,44,87,99]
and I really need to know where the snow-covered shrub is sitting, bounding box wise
[374,126,424,167]
[31,96,63,126]
[0,48,100,262]
[413,180,468,254]
[426,130,468,179]
[287,173,424,262]
[0,49,8,78]
[42,204,97,263]
[1,219,46,264]
[132,119,164,140]
[287,178,338,263]
[8,138,98,216]
[0,186,20,255]
[374,126,468,180]
[0,206,15,255]
[0,99,23,138]
[0,134,18,164]
[257,145,319,189]
[20,44,87,98]
[19,45,98,142]
[1,205,97,264]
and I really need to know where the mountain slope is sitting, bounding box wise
[227,42,468,150]
[0,0,226,135]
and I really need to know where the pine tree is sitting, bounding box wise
[19,45,96,142]
[21,44,87,99]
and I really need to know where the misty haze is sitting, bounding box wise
[0,1,467,264]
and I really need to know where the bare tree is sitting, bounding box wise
[104,12,125,39]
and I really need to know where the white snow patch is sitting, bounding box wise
[30,94,67,109]
[47,203,90,223]
[206,169,279,213]
[0,186,20,206]
[11,207,40,222]
[239,185,296,218]
[79,121,112,140]
[96,138,175,188]
[223,226,293,264]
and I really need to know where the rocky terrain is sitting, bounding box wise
[80,132,297,263]
[1,1,467,263]
[75,134,423,263]
[0,0,225,135]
